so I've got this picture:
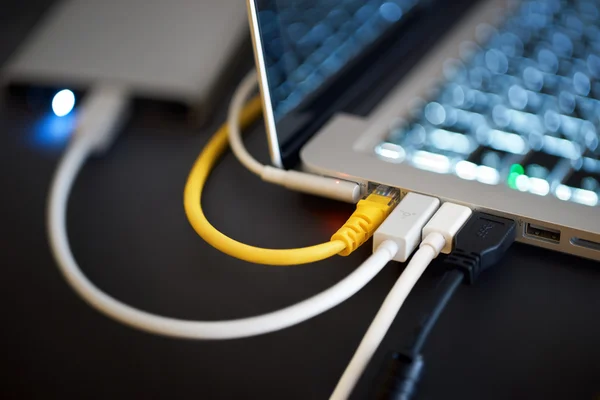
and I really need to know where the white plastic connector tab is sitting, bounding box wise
[373,193,440,262]
[422,202,472,254]
[75,85,130,154]
[261,166,361,203]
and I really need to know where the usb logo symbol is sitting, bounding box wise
[396,210,416,219]
[477,222,495,239]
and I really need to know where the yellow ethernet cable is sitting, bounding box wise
[182,95,400,265]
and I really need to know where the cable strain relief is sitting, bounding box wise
[378,240,400,260]
[331,214,371,256]
[332,201,389,255]
[262,167,361,203]
[372,351,424,400]
[260,166,286,183]
[419,232,446,258]
[75,85,130,154]
[444,249,479,285]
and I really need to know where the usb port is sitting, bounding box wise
[524,223,561,244]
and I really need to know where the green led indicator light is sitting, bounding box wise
[507,164,525,190]
[507,172,520,189]
[509,164,525,175]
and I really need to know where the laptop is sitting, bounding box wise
[247,0,600,261]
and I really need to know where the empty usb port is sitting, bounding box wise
[524,223,561,244]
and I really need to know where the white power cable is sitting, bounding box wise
[47,84,399,339]
[330,202,472,399]
[227,71,361,203]
[49,153,398,339]
[226,71,265,176]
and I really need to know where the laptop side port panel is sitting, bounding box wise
[368,184,599,261]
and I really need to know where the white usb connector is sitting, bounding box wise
[373,193,473,260]
[75,85,130,154]
[373,193,440,262]
[422,202,472,254]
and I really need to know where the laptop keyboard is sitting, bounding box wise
[377,0,600,207]
[257,0,420,120]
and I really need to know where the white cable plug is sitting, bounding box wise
[330,198,472,400]
[227,71,361,203]
[373,192,441,262]
[74,85,130,154]
[423,202,473,254]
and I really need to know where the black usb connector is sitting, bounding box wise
[444,212,517,284]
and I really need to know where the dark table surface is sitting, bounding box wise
[2,3,600,399]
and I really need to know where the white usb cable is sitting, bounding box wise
[227,71,361,203]
[330,196,472,400]
[46,86,399,339]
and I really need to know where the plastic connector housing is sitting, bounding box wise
[445,212,516,284]
[261,166,361,203]
[75,85,129,154]
[332,185,400,256]
[422,203,472,254]
[373,193,440,262]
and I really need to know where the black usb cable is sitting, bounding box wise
[373,212,517,400]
